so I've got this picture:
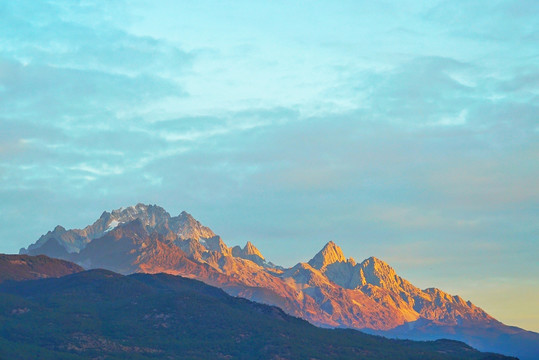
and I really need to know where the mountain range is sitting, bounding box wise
[0,256,516,360]
[20,203,539,359]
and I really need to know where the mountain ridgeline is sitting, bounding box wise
[0,254,83,283]
[0,264,516,360]
[20,204,539,360]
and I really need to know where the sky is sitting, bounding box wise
[0,0,538,331]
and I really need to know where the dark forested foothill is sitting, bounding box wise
[0,269,516,360]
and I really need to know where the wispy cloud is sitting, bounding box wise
[0,0,538,331]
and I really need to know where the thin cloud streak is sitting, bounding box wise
[0,0,537,331]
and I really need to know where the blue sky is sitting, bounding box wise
[0,0,538,331]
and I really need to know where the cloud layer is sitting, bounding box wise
[1,0,538,331]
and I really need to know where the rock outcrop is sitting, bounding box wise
[20,204,539,360]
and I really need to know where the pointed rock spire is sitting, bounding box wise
[230,241,266,266]
[243,241,264,260]
[176,211,216,240]
[53,225,67,233]
[308,241,346,269]
[358,256,397,287]
[358,256,420,295]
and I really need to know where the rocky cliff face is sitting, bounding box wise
[20,204,215,255]
[20,204,538,360]
[308,241,346,269]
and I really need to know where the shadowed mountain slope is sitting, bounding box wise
[0,269,516,360]
[0,254,83,283]
[21,204,539,359]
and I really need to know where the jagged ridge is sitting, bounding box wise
[20,203,539,360]
[21,204,215,254]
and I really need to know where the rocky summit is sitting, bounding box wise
[21,204,539,360]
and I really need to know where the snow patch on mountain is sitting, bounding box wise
[106,220,120,232]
